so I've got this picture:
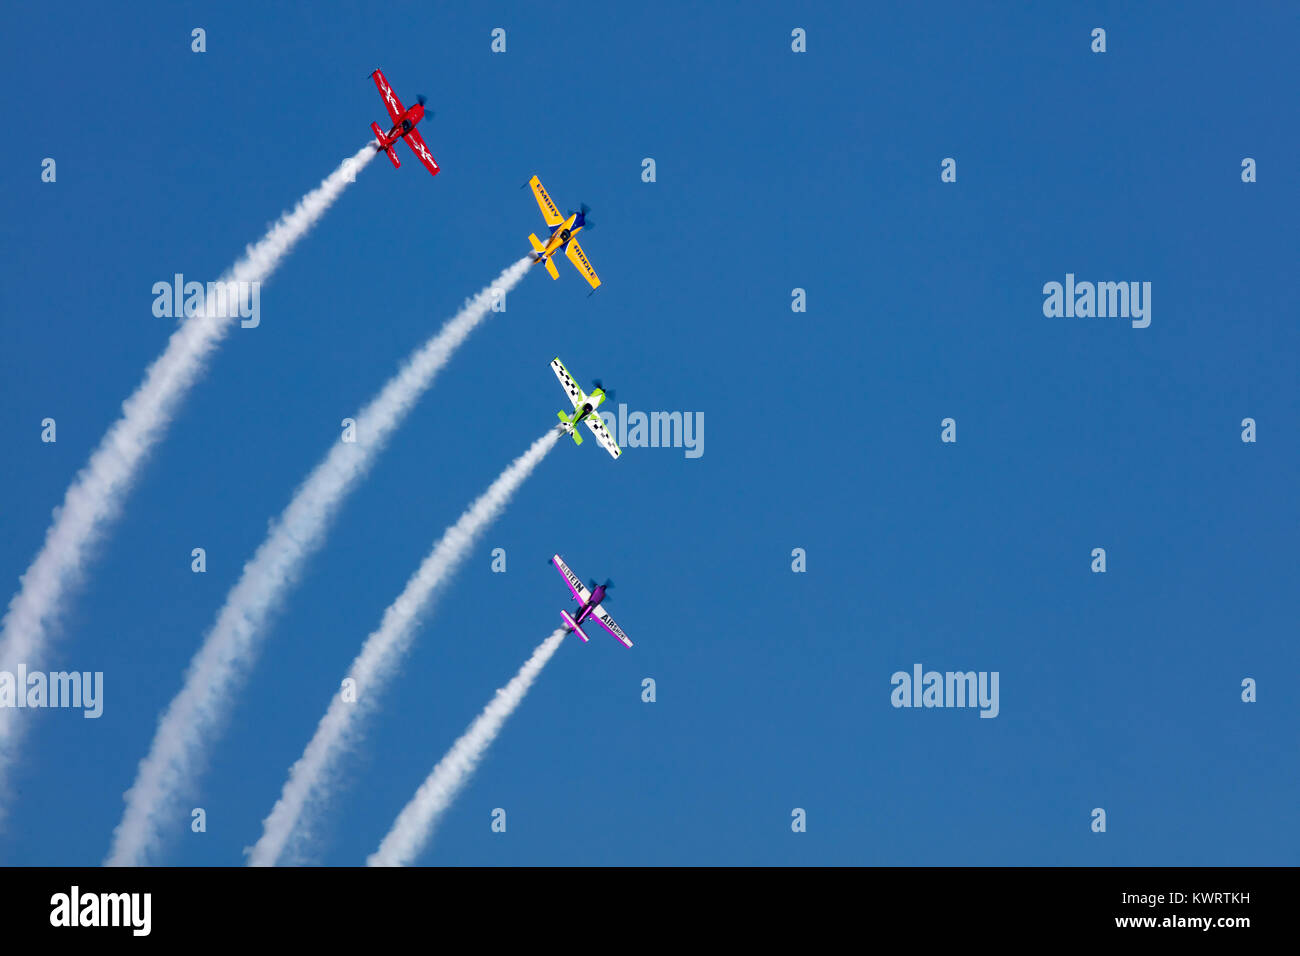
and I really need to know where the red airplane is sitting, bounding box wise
[368,69,440,177]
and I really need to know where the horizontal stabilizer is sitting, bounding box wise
[561,610,590,642]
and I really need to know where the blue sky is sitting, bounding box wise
[1,0,1296,865]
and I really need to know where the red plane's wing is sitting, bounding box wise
[405,128,440,177]
[371,69,405,124]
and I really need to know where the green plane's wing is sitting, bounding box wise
[551,357,584,408]
[585,410,622,459]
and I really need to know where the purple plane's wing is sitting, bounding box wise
[551,554,591,604]
[593,605,633,648]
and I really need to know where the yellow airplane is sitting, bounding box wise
[526,175,601,291]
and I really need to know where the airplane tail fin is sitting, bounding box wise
[561,610,590,642]
[371,123,399,168]
[528,233,545,253]
[544,257,560,280]
[556,411,584,444]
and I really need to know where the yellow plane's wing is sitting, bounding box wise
[529,175,564,227]
[564,237,601,290]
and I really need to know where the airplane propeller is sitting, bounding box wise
[568,203,594,230]
[591,379,615,402]
[590,578,615,593]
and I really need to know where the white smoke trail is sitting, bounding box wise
[105,257,535,866]
[368,627,567,867]
[248,429,560,866]
[0,145,375,802]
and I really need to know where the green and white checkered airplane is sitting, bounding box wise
[550,357,622,459]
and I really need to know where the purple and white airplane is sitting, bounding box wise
[551,554,633,648]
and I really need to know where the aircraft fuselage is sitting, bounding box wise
[540,213,584,260]
[381,102,425,145]
[575,584,608,625]
[560,392,605,434]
